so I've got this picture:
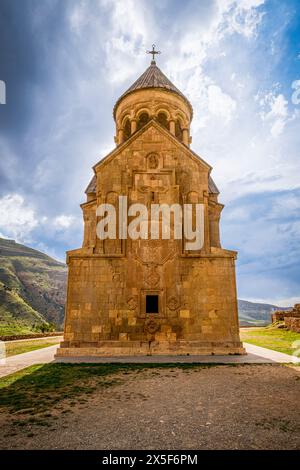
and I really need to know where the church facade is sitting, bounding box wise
[56,56,245,357]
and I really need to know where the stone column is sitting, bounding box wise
[118,128,124,145]
[182,128,189,146]
[209,213,221,248]
[131,119,137,134]
[203,190,210,253]
[169,120,175,135]
[83,211,90,248]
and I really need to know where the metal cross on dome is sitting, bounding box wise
[146,44,161,63]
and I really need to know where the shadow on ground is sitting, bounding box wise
[0,362,233,415]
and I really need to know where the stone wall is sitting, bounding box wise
[272,304,300,323]
[284,317,300,333]
[272,311,288,322]
[59,251,242,353]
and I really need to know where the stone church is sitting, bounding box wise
[56,52,245,357]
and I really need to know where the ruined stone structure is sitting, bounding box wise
[271,304,300,322]
[56,56,245,357]
[272,304,300,333]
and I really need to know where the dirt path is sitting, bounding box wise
[1,364,299,450]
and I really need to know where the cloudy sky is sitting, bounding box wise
[0,0,299,306]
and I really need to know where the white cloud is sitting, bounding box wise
[207,85,237,122]
[69,2,90,33]
[270,119,285,138]
[268,94,288,118]
[259,92,288,120]
[0,194,38,242]
[53,215,76,229]
[244,296,299,308]
[267,193,300,220]
[219,0,265,39]
[258,91,289,137]
[0,193,80,243]
[66,0,153,85]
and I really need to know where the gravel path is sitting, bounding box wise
[1,364,299,450]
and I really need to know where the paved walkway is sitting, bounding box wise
[0,343,299,378]
[243,343,299,363]
[0,345,58,378]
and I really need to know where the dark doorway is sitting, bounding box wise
[146,295,159,314]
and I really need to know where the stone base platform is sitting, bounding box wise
[55,340,246,358]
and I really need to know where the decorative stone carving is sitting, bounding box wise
[138,184,168,194]
[127,296,138,310]
[147,153,159,169]
[144,318,160,334]
[145,265,160,287]
[167,296,180,311]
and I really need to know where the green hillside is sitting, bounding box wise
[0,238,67,335]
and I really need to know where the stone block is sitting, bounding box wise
[202,325,213,334]
[92,325,102,333]
[119,333,128,341]
[109,310,117,318]
[179,310,190,318]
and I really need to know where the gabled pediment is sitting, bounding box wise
[93,119,212,173]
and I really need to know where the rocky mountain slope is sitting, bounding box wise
[0,238,66,335]
[238,299,290,326]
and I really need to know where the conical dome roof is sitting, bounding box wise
[113,61,192,117]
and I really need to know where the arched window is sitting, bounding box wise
[123,118,131,141]
[175,119,183,141]
[157,112,168,130]
[137,112,150,131]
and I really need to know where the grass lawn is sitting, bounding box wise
[0,324,36,336]
[4,337,61,357]
[240,326,300,356]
